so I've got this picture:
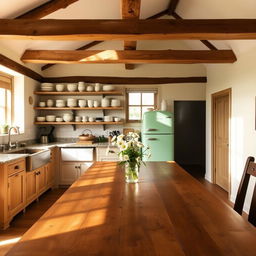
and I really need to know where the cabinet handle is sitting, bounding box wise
[147,138,157,141]
[109,150,115,154]
[14,165,19,169]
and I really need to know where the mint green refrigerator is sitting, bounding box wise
[142,111,174,161]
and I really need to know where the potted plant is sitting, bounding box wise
[111,132,150,183]
[0,124,9,134]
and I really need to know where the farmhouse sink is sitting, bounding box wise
[8,148,51,171]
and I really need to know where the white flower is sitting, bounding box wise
[136,157,141,162]
[137,142,144,148]
[147,153,151,159]
[111,135,117,142]
[123,155,129,161]
[119,142,128,151]
[117,134,125,141]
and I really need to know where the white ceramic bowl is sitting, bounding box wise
[114,117,121,122]
[103,85,115,91]
[111,99,121,107]
[56,117,63,122]
[104,116,113,122]
[36,116,46,122]
[56,103,66,108]
[56,84,65,92]
[63,114,73,122]
[47,99,54,107]
[39,102,46,107]
[67,83,78,92]
[78,99,86,107]
[46,115,56,122]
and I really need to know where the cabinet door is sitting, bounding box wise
[79,163,93,176]
[98,156,119,162]
[37,167,47,195]
[46,163,54,187]
[26,170,37,205]
[8,171,26,217]
[60,163,79,185]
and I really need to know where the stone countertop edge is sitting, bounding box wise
[0,154,29,164]
[0,142,116,163]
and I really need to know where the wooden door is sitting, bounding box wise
[8,171,26,217]
[46,164,54,187]
[37,167,46,195]
[60,163,79,185]
[26,170,37,205]
[213,90,230,192]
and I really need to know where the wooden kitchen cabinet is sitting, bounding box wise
[0,158,26,229]
[7,170,26,218]
[60,162,92,185]
[37,166,47,195]
[97,147,119,161]
[26,170,37,205]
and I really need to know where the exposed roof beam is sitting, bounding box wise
[41,9,169,71]
[0,54,43,81]
[21,49,236,64]
[41,40,103,71]
[168,0,180,15]
[122,0,141,70]
[42,76,207,84]
[2,19,256,40]
[15,0,79,19]
[172,12,218,51]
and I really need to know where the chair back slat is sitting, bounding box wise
[247,162,256,177]
[234,157,254,215]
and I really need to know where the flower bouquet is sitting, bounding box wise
[111,132,150,183]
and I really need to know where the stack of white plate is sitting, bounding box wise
[41,83,54,91]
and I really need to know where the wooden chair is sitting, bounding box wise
[234,156,256,226]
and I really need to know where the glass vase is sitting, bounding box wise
[125,162,139,183]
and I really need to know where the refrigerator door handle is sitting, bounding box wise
[147,138,158,141]
[147,128,158,131]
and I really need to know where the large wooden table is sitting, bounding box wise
[6,162,256,256]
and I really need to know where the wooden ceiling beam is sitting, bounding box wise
[15,0,79,19]
[121,0,141,70]
[41,9,169,71]
[172,12,218,51]
[0,54,43,81]
[2,19,256,40]
[168,0,180,15]
[42,76,207,84]
[21,49,237,64]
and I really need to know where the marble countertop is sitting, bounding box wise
[0,142,114,163]
[0,154,28,164]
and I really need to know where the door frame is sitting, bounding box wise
[212,88,232,195]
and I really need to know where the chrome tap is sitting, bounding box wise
[8,126,20,149]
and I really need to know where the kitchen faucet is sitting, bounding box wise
[8,126,20,149]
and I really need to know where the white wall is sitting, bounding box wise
[0,43,40,144]
[206,49,256,212]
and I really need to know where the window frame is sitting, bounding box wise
[126,89,157,123]
[0,71,13,126]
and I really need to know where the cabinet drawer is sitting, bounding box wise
[97,147,119,156]
[7,159,26,176]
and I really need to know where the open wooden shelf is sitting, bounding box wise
[34,121,123,125]
[34,107,123,110]
[34,91,123,95]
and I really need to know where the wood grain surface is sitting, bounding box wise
[6,162,256,256]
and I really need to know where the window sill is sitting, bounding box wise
[0,132,24,137]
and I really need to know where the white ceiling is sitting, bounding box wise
[0,0,256,71]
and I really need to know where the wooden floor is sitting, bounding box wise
[0,166,236,255]
[0,188,66,256]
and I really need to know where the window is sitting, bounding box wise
[126,89,157,122]
[0,72,13,126]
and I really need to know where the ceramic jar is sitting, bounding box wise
[101,97,110,107]
[47,99,54,107]
[78,82,85,92]
[95,83,101,92]
[86,85,93,92]
[78,99,86,107]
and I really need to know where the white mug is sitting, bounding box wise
[88,117,94,122]
[87,100,93,108]
[82,116,88,122]
[93,100,99,107]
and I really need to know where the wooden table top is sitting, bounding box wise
[6,162,256,256]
